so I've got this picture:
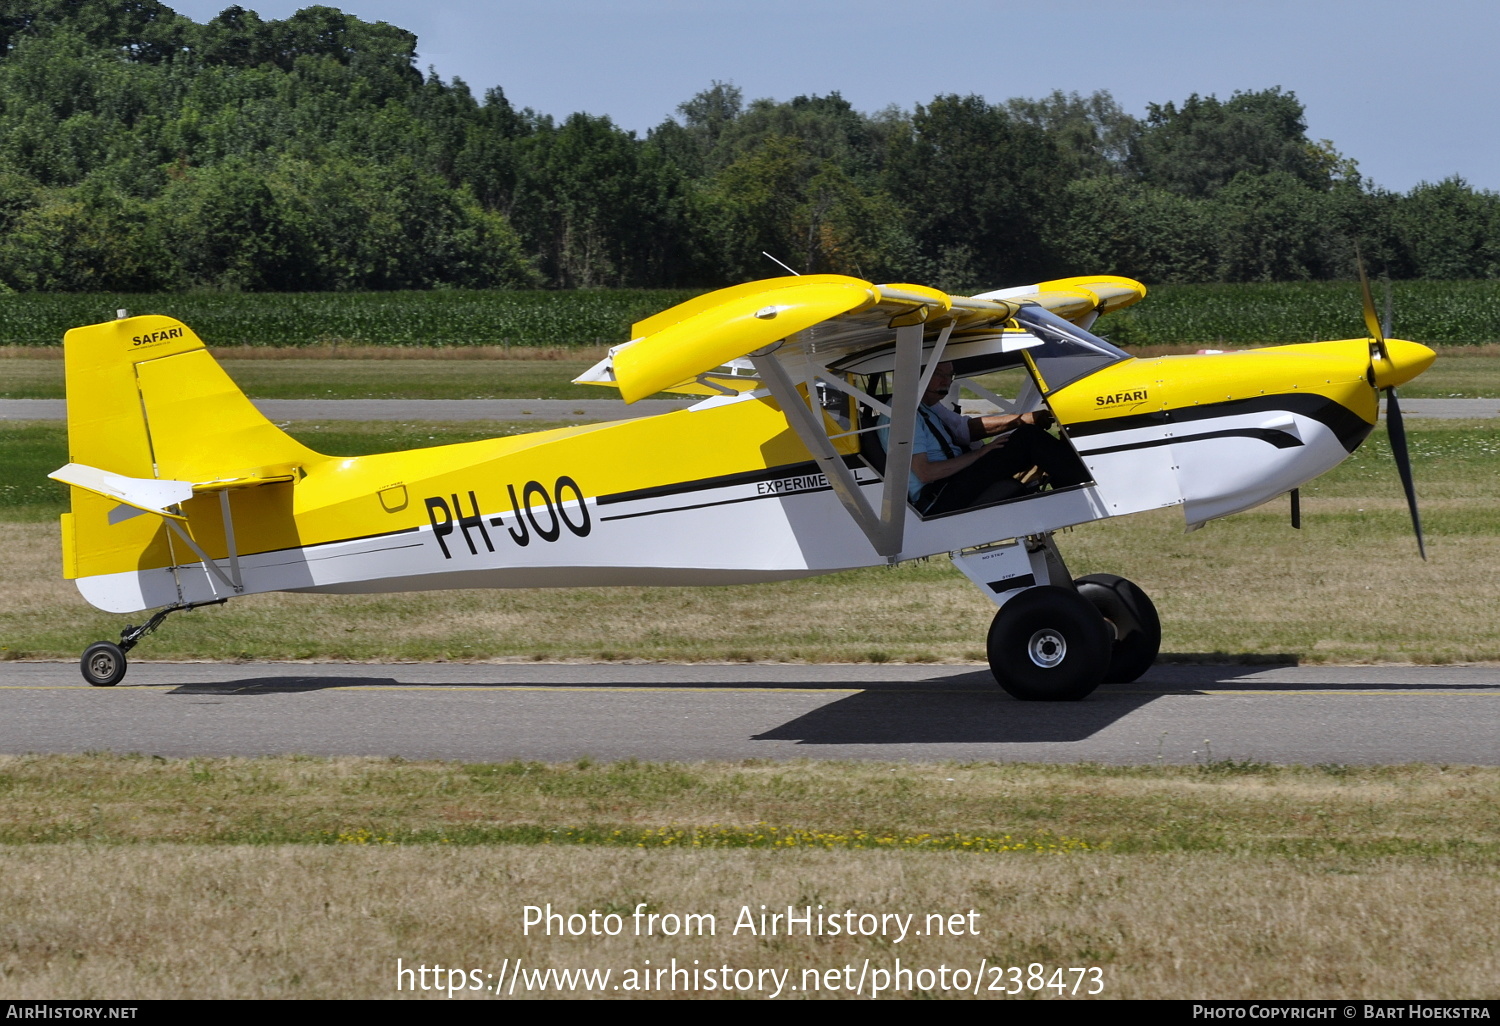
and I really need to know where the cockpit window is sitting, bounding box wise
[1013,305,1131,393]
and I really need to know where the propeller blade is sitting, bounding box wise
[1355,247,1387,360]
[1289,488,1301,529]
[1384,387,1426,560]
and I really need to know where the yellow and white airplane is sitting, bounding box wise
[50,272,1435,698]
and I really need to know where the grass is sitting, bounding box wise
[1389,344,1500,398]
[2,416,1497,664]
[4,755,1495,858]
[0,756,1496,999]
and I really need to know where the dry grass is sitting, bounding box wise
[2,755,1496,856]
[0,756,1496,999]
[3,846,1496,999]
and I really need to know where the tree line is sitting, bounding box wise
[0,0,1495,293]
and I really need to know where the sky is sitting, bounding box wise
[165,0,1500,195]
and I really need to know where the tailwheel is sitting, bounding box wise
[1073,574,1161,684]
[81,641,127,687]
[986,586,1111,701]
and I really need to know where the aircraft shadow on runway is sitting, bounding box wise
[160,663,1297,701]
[751,686,1170,744]
[750,664,1310,745]
[165,676,403,695]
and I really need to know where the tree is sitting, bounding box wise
[1391,177,1500,279]
[885,94,1067,290]
[510,113,689,287]
[1209,170,1332,281]
[162,158,314,289]
[1004,89,1138,178]
[1127,87,1328,198]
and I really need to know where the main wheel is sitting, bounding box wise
[1074,574,1161,684]
[986,586,1111,701]
[81,641,127,687]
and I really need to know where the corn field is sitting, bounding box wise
[1,281,1497,349]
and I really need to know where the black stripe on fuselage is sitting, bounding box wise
[1065,393,1373,453]
[1076,426,1304,457]
[599,486,831,523]
[238,524,421,559]
[595,455,867,507]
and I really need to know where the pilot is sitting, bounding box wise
[902,362,1089,515]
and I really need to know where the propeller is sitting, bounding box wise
[1356,251,1426,559]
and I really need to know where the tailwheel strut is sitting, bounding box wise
[79,599,228,687]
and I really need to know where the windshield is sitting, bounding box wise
[1013,305,1131,393]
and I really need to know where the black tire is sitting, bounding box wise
[81,641,127,687]
[1074,574,1161,684]
[986,586,1111,701]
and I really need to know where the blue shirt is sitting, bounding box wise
[880,403,974,502]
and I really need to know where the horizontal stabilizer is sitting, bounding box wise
[50,463,301,521]
[50,463,192,521]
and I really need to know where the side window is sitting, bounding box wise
[1013,305,1131,394]
[955,365,1038,416]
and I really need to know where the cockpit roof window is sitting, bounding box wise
[1014,305,1131,393]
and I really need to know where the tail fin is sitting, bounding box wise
[59,315,318,608]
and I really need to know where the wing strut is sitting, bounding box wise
[753,320,942,559]
[751,353,887,552]
[878,322,941,557]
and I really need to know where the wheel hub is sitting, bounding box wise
[1026,628,1067,668]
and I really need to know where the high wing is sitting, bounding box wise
[574,274,1146,557]
[576,274,1144,402]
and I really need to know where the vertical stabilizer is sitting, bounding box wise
[60,316,319,602]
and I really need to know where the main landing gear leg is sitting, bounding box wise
[79,599,228,687]
[950,534,1160,701]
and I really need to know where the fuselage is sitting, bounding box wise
[69,330,1434,616]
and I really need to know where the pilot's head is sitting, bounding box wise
[923,362,955,406]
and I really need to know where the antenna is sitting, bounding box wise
[761,252,801,276]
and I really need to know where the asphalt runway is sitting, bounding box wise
[3,398,1496,421]
[2,661,1496,765]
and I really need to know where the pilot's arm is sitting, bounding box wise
[911,410,1050,484]
[967,408,1052,441]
